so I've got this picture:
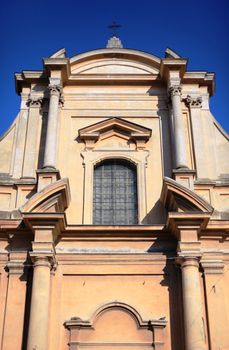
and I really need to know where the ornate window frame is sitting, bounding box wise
[78,118,151,224]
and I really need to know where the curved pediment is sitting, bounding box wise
[70,48,160,76]
[20,178,71,213]
[161,177,213,213]
[71,58,158,75]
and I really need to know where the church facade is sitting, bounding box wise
[0,38,229,350]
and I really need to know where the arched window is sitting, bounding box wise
[93,159,138,225]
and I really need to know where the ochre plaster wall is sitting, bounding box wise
[0,48,228,350]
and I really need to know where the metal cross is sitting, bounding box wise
[108,21,122,36]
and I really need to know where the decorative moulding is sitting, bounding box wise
[65,302,166,350]
[78,117,152,150]
[20,178,71,214]
[160,177,214,213]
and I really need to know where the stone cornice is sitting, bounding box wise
[167,212,211,240]
[14,49,215,98]
[22,212,66,229]
[0,219,22,230]
[70,48,161,66]
[15,71,48,95]
[205,220,229,231]
[201,258,225,274]
[183,72,214,96]
[160,58,187,81]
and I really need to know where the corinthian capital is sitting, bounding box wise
[59,93,64,107]
[49,84,62,96]
[168,85,182,97]
[186,95,202,108]
[27,96,43,108]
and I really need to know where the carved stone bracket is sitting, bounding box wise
[186,95,202,108]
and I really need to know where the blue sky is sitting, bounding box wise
[1,0,229,135]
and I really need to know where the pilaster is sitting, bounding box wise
[22,96,43,178]
[2,252,28,350]
[168,213,209,350]
[172,168,196,190]
[25,214,64,350]
[201,257,229,349]
[0,237,9,348]
[36,167,61,192]
[12,89,30,178]
[160,58,189,171]
[185,95,205,179]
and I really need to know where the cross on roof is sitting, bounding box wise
[108,21,122,36]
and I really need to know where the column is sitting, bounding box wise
[27,256,52,350]
[22,96,43,177]
[169,85,189,169]
[179,257,207,350]
[43,85,63,169]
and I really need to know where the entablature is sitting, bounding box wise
[14,47,215,96]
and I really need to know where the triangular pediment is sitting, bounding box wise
[78,118,151,150]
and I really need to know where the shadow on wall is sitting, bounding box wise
[142,200,167,224]
[37,108,48,169]
[147,86,173,178]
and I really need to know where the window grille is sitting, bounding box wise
[93,159,138,225]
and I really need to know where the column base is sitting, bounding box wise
[36,168,60,192]
[172,168,196,190]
